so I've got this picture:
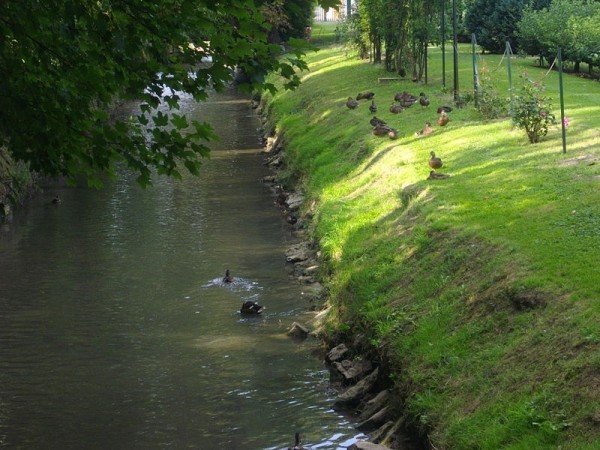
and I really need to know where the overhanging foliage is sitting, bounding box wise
[0,1,308,187]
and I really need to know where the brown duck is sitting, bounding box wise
[373,125,392,136]
[428,170,450,180]
[419,92,430,107]
[389,103,403,114]
[416,122,434,137]
[394,91,417,102]
[346,97,359,109]
[428,151,443,170]
[370,116,386,127]
[438,111,449,126]
[356,91,375,100]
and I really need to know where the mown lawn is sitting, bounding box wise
[265,22,599,450]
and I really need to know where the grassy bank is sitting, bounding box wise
[265,23,599,449]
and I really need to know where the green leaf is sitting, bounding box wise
[152,111,169,127]
[171,113,188,130]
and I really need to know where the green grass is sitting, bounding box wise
[266,22,600,449]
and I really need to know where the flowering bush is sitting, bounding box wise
[477,61,508,120]
[512,73,557,143]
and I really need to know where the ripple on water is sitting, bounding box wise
[202,276,263,292]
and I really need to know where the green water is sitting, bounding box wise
[0,88,364,449]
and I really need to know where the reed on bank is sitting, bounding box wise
[265,22,600,450]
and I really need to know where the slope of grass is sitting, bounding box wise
[266,23,600,449]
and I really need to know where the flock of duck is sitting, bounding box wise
[346,90,453,178]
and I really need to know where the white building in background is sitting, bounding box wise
[314,1,356,22]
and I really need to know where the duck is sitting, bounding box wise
[51,195,61,205]
[369,100,377,113]
[356,91,375,100]
[346,97,359,109]
[373,125,392,137]
[400,97,416,108]
[416,122,434,137]
[428,170,450,180]
[389,103,403,114]
[222,269,233,283]
[387,128,399,139]
[240,300,265,315]
[288,432,308,450]
[419,93,430,108]
[285,212,297,225]
[370,116,387,127]
[428,151,443,170]
[455,97,466,109]
[394,91,417,103]
[437,111,450,127]
[437,105,453,114]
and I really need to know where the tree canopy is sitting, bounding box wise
[465,0,527,53]
[348,0,438,78]
[518,0,600,71]
[0,1,309,187]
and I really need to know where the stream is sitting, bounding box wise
[0,86,366,449]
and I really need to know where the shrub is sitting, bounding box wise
[477,61,508,120]
[511,73,557,143]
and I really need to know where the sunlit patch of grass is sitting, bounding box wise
[267,39,600,449]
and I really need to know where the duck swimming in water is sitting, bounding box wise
[222,269,233,283]
[240,300,264,315]
[288,432,308,450]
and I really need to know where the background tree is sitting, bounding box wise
[0,1,308,188]
[279,0,316,41]
[518,0,600,72]
[573,12,600,71]
[353,0,437,78]
[260,0,292,44]
[333,8,370,58]
[465,0,527,53]
[357,0,385,63]
[381,0,409,72]
[258,0,317,43]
